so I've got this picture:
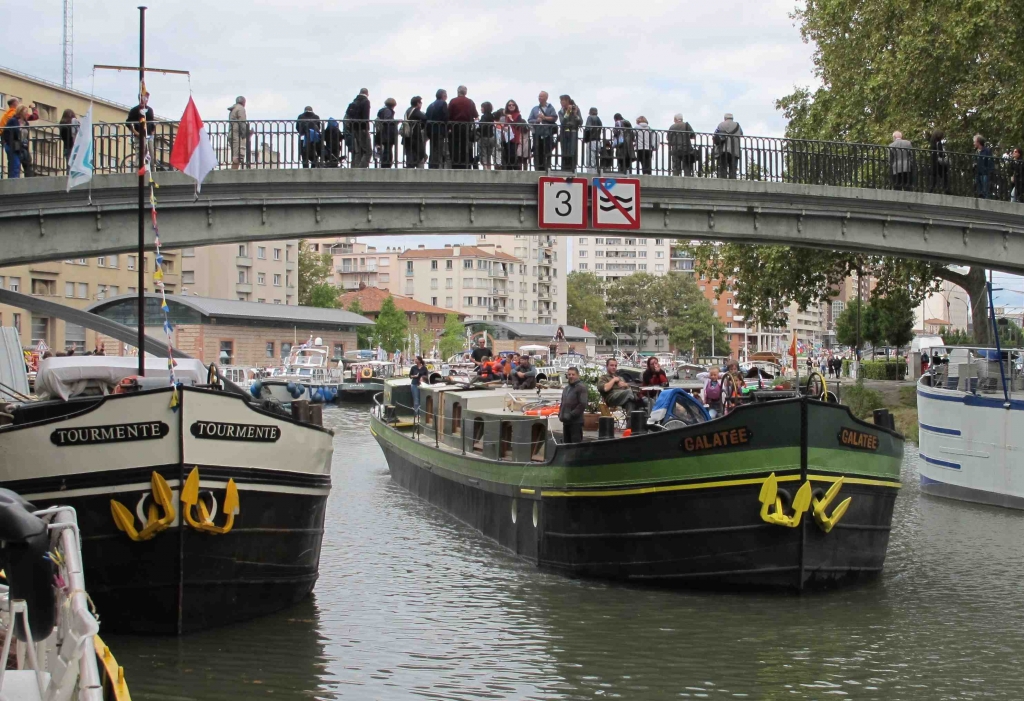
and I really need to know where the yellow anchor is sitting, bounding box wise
[180,467,239,535]
[758,472,812,528]
[110,472,176,542]
[811,477,852,533]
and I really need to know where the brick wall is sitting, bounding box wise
[197,324,357,367]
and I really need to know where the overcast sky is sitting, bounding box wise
[9,0,814,135]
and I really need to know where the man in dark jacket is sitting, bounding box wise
[425,89,449,169]
[714,113,743,179]
[346,89,372,168]
[668,113,696,176]
[529,91,558,171]
[296,106,322,168]
[323,118,343,167]
[448,85,479,169]
[559,367,588,444]
[375,98,398,168]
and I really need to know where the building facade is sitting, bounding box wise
[180,241,298,305]
[325,240,400,293]
[475,234,567,325]
[0,252,180,353]
[87,294,372,367]
[914,278,971,335]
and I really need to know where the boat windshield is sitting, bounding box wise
[922,345,1022,397]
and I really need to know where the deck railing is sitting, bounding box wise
[1,120,1020,202]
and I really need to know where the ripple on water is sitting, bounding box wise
[109,407,1024,700]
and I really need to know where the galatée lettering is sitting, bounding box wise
[839,428,879,451]
[682,427,752,453]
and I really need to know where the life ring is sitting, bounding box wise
[361,366,374,379]
[524,404,560,417]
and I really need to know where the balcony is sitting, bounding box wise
[538,274,551,283]
[29,262,61,275]
[235,282,253,293]
[285,260,296,271]
[489,267,509,278]
[488,305,507,313]
[492,287,508,297]
[236,256,253,267]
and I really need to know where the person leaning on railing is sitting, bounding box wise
[227,96,247,170]
[558,95,582,173]
[2,105,33,178]
[714,113,743,179]
[477,102,497,171]
[345,89,372,169]
[668,114,697,176]
[448,86,479,170]
[58,109,78,169]
[425,89,449,169]
[974,134,994,199]
[375,98,398,169]
[295,106,322,168]
[612,114,635,174]
[582,107,602,174]
[402,96,427,169]
[1010,146,1024,203]
[927,129,950,194]
[888,131,914,191]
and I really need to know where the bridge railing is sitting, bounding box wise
[1,120,1018,202]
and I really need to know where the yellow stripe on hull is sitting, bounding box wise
[541,474,901,498]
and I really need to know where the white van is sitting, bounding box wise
[911,335,945,355]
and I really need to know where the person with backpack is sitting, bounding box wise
[323,118,343,167]
[582,107,602,173]
[375,98,398,168]
[703,366,725,417]
[295,106,322,168]
[345,89,372,168]
[402,96,427,168]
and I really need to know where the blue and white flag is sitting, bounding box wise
[66,107,93,192]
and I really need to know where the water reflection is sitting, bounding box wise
[111,405,1024,700]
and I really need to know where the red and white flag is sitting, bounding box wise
[169,97,218,193]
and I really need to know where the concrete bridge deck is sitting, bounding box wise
[0,169,1022,272]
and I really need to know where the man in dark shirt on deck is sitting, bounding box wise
[470,337,492,370]
[559,367,588,444]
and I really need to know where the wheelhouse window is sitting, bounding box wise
[451,402,462,436]
[472,417,485,453]
[531,424,547,462]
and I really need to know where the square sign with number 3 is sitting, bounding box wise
[538,177,588,229]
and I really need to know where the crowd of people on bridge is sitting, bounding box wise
[2,88,1023,203]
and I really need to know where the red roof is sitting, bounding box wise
[398,246,519,262]
[337,286,464,317]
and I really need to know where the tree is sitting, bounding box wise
[762,0,1017,342]
[307,283,340,309]
[652,274,728,357]
[439,313,466,360]
[567,272,612,338]
[999,318,1024,348]
[834,298,867,352]
[346,299,373,350]
[298,240,334,307]
[875,289,916,360]
[861,302,884,357]
[374,296,408,353]
[606,273,660,349]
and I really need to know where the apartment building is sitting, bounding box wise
[179,242,297,305]
[572,235,673,281]
[475,234,567,325]
[824,273,877,347]
[326,241,400,293]
[396,245,528,322]
[914,278,971,335]
[0,251,179,352]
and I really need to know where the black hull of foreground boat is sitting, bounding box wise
[12,465,329,635]
[371,396,903,591]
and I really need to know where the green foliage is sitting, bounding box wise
[859,360,908,380]
[567,272,612,338]
[346,299,373,349]
[842,380,886,419]
[654,274,729,357]
[875,289,916,355]
[607,273,660,348]
[835,298,868,350]
[998,318,1024,347]
[297,240,334,307]
[307,283,340,309]
[940,327,973,345]
[374,296,408,353]
[778,0,1024,150]
[439,314,466,360]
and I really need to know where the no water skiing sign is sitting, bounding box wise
[592,177,641,230]
[538,177,589,229]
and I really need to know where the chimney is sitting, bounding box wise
[453,246,460,256]
[444,244,452,248]
[418,244,426,249]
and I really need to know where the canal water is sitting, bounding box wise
[111,405,1024,700]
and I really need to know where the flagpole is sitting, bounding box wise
[136,5,147,377]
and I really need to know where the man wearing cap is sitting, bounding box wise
[713,112,743,179]
[228,96,247,169]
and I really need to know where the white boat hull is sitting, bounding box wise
[917,381,1024,508]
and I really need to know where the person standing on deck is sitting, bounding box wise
[408,356,428,417]
[559,367,588,444]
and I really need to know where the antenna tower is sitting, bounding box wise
[62,0,73,88]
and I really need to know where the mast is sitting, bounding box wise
[136,6,147,376]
